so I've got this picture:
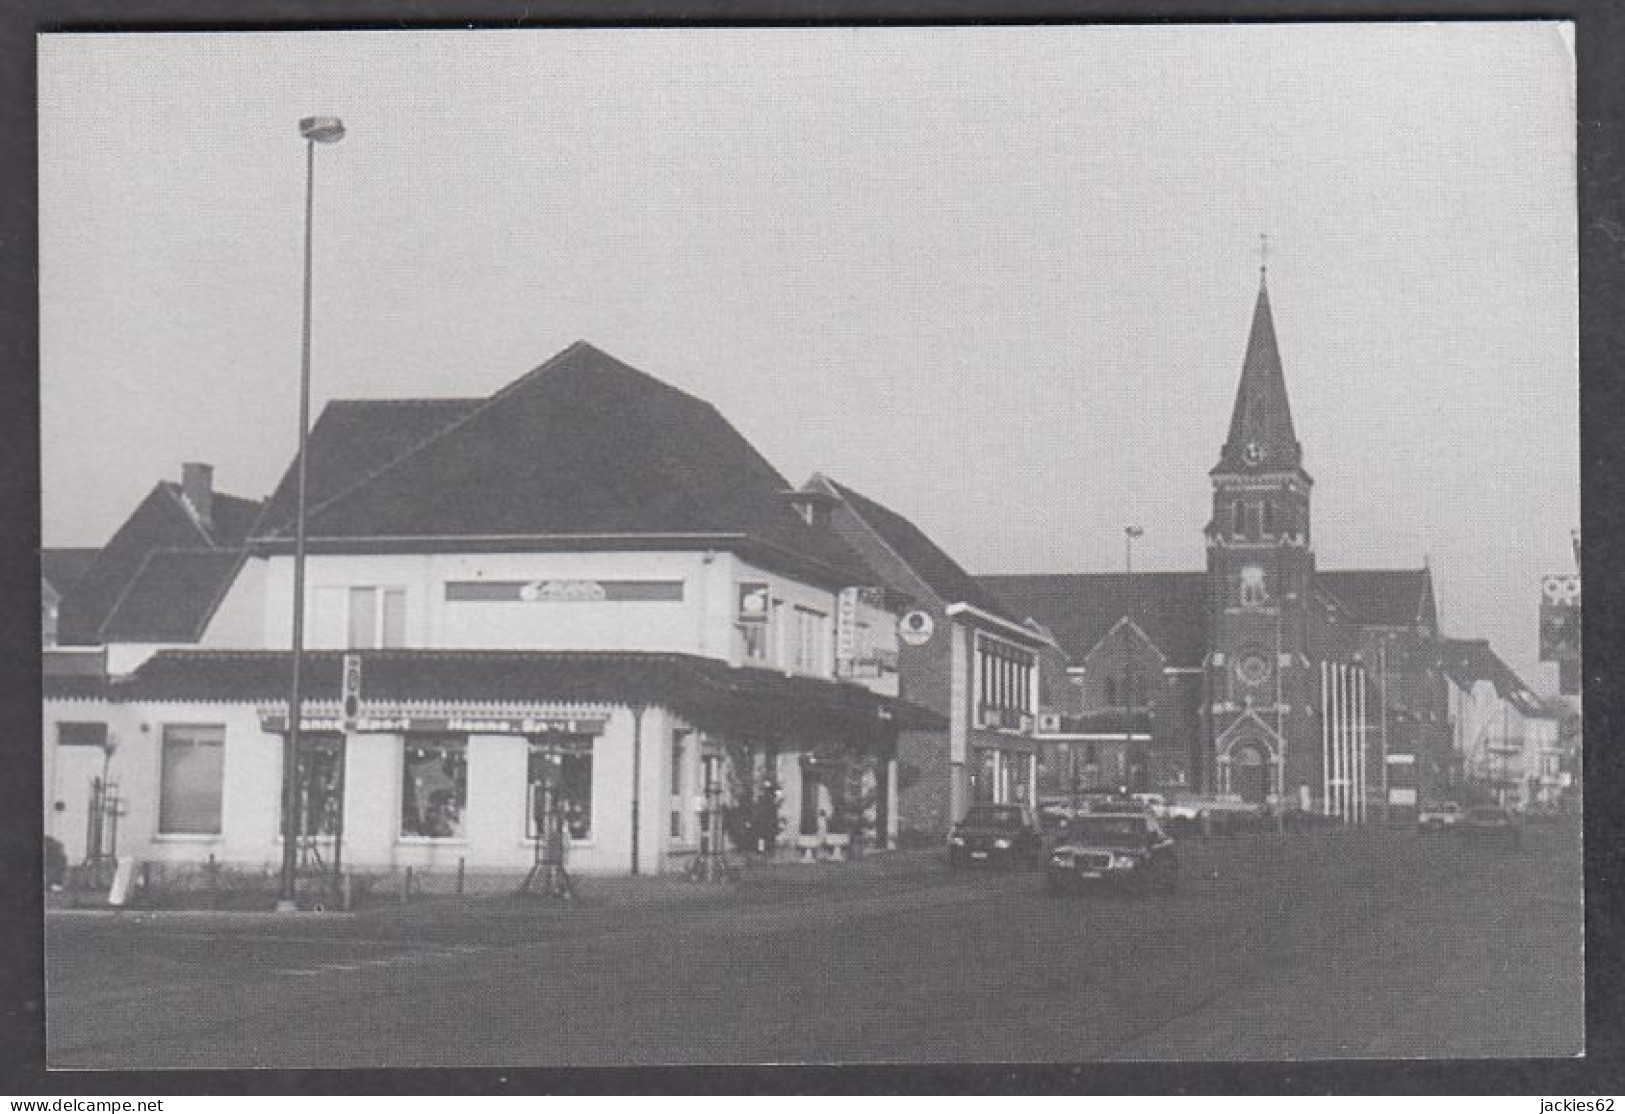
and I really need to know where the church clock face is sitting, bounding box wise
[1242,440,1265,467]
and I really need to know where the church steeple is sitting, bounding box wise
[1213,262,1304,476]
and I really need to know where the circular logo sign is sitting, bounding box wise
[898,610,935,646]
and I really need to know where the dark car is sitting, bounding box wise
[948,804,1044,868]
[1046,812,1178,894]
[1456,805,1521,848]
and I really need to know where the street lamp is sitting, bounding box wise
[1123,526,1143,792]
[278,115,345,914]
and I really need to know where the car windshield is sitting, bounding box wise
[965,806,1024,827]
[1064,817,1150,845]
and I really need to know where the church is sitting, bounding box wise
[983,264,1452,821]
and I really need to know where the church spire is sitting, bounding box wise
[1214,255,1304,476]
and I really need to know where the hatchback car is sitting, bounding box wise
[947,804,1044,868]
[1046,812,1177,894]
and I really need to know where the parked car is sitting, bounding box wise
[1046,812,1178,895]
[948,804,1044,868]
[1456,805,1521,848]
[1417,801,1463,833]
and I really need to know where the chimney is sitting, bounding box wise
[182,462,214,532]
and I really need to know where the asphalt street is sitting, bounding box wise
[45,823,1583,1067]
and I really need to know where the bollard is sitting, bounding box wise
[340,871,354,912]
[207,853,218,909]
[456,856,465,896]
[401,866,413,904]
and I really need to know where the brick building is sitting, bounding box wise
[985,266,1453,820]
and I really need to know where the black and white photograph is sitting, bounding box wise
[38,24,1581,1068]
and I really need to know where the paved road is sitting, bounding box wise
[45,823,1582,1067]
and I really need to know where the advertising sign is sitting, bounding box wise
[341,653,363,728]
[836,587,891,678]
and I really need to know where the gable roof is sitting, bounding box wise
[41,548,98,594]
[251,343,869,585]
[1317,568,1434,628]
[253,397,481,538]
[98,549,246,643]
[819,477,1021,623]
[977,572,1210,668]
[56,482,261,646]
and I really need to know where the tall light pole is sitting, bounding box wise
[278,115,345,914]
[1123,525,1143,792]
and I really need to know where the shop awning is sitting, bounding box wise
[111,649,944,750]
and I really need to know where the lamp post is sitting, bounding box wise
[278,116,345,914]
[1123,525,1143,792]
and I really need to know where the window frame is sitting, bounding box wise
[399,735,469,842]
[157,723,226,838]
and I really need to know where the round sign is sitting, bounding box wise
[899,610,935,646]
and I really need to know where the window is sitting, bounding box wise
[282,734,344,839]
[58,722,109,748]
[348,587,406,649]
[1232,499,1245,538]
[401,738,467,839]
[1262,501,1277,535]
[977,638,1035,716]
[527,735,593,842]
[159,725,225,835]
[669,729,689,840]
[1240,566,1268,607]
[794,606,828,673]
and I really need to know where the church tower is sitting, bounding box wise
[1203,257,1315,802]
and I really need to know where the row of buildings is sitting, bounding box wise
[42,267,1570,884]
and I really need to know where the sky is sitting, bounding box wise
[38,25,1578,685]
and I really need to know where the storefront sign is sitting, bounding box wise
[260,712,608,736]
[445,580,684,602]
[836,587,893,678]
[899,610,935,647]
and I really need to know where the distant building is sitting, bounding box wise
[807,476,1062,840]
[43,344,938,882]
[1438,638,1566,809]
[984,266,1453,820]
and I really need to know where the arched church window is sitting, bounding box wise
[1232,499,1245,539]
[1240,566,1268,607]
[1263,501,1276,535]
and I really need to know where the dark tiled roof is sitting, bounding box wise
[41,548,98,594]
[1437,638,1548,716]
[252,344,869,585]
[253,398,481,537]
[978,572,1210,668]
[98,550,246,643]
[57,483,260,646]
[1317,569,1433,627]
[823,478,1020,622]
[114,650,943,742]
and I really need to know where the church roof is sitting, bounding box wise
[1214,272,1304,476]
[820,477,1021,623]
[250,342,872,587]
[977,572,1210,668]
[1317,568,1435,628]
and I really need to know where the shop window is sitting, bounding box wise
[976,637,1035,716]
[401,738,466,839]
[282,734,344,839]
[159,725,224,835]
[527,735,594,842]
[349,587,406,649]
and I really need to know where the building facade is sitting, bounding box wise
[44,344,938,888]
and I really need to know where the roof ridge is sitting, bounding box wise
[259,343,615,539]
[159,482,222,549]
